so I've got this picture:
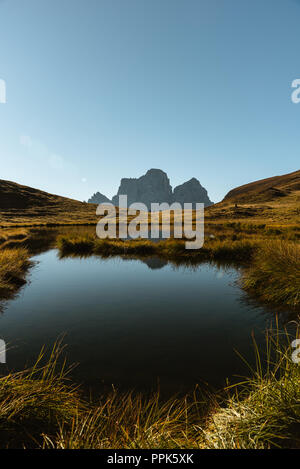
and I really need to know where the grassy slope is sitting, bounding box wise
[0,179,98,226]
[223,169,300,203]
[206,169,300,227]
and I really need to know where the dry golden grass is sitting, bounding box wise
[242,241,300,309]
[0,228,29,249]
[202,323,300,449]
[57,235,257,266]
[0,341,81,448]
[0,179,98,226]
[0,248,30,293]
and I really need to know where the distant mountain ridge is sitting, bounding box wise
[88,168,213,208]
[88,192,112,205]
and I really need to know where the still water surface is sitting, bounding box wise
[0,249,274,395]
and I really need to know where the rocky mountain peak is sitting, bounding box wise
[112,168,173,209]
[173,178,213,207]
[88,192,112,204]
[89,169,213,209]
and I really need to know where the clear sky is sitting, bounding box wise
[0,0,299,203]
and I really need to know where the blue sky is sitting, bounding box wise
[0,0,299,203]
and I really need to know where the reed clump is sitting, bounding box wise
[199,327,300,448]
[242,240,300,309]
[0,342,81,448]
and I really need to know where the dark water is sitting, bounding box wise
[0,248,275,396]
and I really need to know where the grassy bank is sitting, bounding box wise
[0,247,31,295]
[1,330,300,449]
[57,235,256,266]
[242,241,300,309]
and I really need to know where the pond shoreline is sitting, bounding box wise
[57,235,300,311]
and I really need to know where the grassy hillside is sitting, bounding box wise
[0,179,98,226]
[206,169,300,226]
[224,169,300,203]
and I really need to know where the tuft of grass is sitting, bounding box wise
[43,390,209,450]
[242,240,300,308]
[57,236,95,255]
[0,341,81,448]
[0,248,31,293]
[204,239,255,263]
[201,326,300,448]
